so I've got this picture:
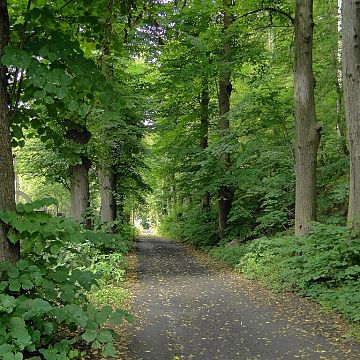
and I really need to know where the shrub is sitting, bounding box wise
[159,206,219,247]
[210,223,360,322]
[0,198,132,359]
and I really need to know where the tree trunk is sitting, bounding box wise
[200,79,210,210]
[66,127,92,228]
[70,161,91,228]
[0,0,19,263]
[218,0,234,237]
[99,168,116,224]
[342,0,360,234]
[294,0,320,236]
[335,1,348,156]
[98,2,117,228]
[170,184,176,210]
[335,71,348,155]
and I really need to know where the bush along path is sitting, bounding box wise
[126,236,360,360]
[0,199,134,359]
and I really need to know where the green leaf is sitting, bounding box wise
[97,329,113,343]
[19,274,34,290]
[0,345,14,355]
[7,230,20,244]
[3,352,23,360]
[11,125,24,140]
[45,96,54,104]
[55,86,69,99]
[81,329,97,343]
[34,90,45,100]
[50,266,69,283]
[16,260,30,270]
[8,279,21,292]
[9,317,32,349]
[1,46,31,69]
[31,329,41,343]
[50,242,62,255]
[68,100,78,112]
[59,283,76,302]
[0,294,15,313]
[25,343,36,353]
[42,321,54,335]
[102,342,116,357]
[68,350,79,359]
[21,298,52,320]
[95,305,112,325]
[109,308,133,325]
[70,269,95,291]
[7,267,20,279]
[0,280,8,291]
[0,211,17,224]
[22,203,34,213]
[17,139,25,148]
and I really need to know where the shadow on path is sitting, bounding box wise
[126,236,360,360]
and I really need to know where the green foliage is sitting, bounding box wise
[89,253,126,286]
[90,287,129,310]
[210,223,360,322]
[0,198,132,359]
[159,205,219,247]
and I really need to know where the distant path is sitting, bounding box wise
[126,236,360,360]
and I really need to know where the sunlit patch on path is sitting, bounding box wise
[126,236,360,360]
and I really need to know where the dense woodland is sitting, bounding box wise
[0,0,360,358]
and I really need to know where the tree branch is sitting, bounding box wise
[60,0,76,10]
[235,7,294,26]
[9,0,31,113]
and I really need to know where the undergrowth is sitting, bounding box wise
[209,223,360,325]
[159,206,219,247]
[0,198,133,360]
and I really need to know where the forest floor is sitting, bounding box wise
[123,236,360,360]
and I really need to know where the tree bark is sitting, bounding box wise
[97,0,118,227]
[0,0,19,263]
[200,79,211,210]
[70,161,91,228]
[335,1,348,156]
[342,0,360,234]
[218,0,234,237]
[66,127,92,228]
[335,70,348,155]
[294,0,320,236]
[99,168,117,224]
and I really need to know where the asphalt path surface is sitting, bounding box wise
[126,236,360,360]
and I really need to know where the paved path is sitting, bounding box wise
[126,236,360,360]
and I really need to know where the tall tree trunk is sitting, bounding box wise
[99,169,117,224]
[335,0,348,155]
[342,0,360,234]
[66,127,92,228]
[98,0,118,225]
[70,162,91,227]
[335,71,348,155]
[294,0,321,236]
[200,79,210,210]
[0,0,19,263]
[218,0,234,237]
